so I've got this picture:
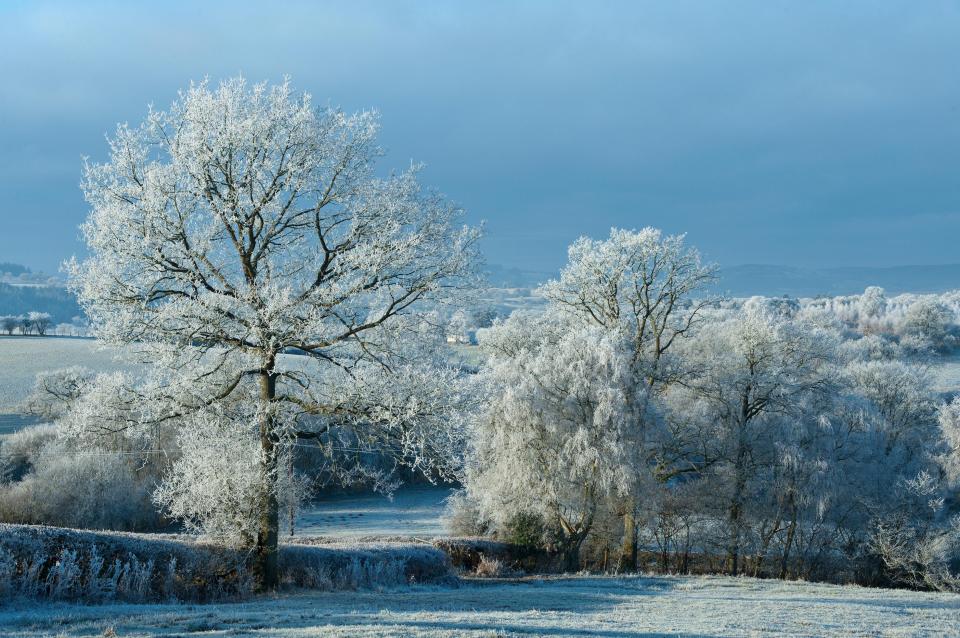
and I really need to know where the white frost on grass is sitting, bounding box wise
[0,337,131,413]
[296,486,455,539]
[930,353,960,395]
[1,574,957,637]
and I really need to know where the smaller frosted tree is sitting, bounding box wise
[539,227,716,569]
[1,316,17,336]
[28,312,52,336]
[663,306,835,575]
[464,310,640,570]
[899,298,955,352]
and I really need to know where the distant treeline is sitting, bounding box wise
[0,262,31,277]
[0,283,83,324]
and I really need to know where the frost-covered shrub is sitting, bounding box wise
[870,472,960,592]
[0,524,251,603]
[0,423,58,483]
[0,524,449,604]
[0,440,161,531]
[279,539,452,589]
[443,490,490,537]
[474,554,519,578]
[898,298,957,353]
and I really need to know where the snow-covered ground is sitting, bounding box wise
[931,354,960,396]
[296,486,455,539]
[2,574,957,637]
[0,337,130,412]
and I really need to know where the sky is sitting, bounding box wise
[1,0,959,276]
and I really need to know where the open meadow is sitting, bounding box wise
[2,574,958,637]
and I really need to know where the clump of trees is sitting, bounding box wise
[0,312,53,336]
[451,228,960,591]
[3,75,959,597]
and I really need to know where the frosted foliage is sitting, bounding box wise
[0,439,159,531]
[844,360,937,463]
[467,311,640,545]
[66,77,481,567]
[540,227,716,365]
[937,397,960,487]
[70,76,479,356]
[900,298,955,352]
[19,367,94,420]
[671,306,835,416]
[872,471,960,591]
[153,411,303,546]
[860,286,887,319]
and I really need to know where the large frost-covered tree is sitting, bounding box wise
[540,227,716,569]
[69,77,480,589]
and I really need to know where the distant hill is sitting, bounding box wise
[0,262,79,323]
[718,264,960,297]
[484,264,557,289]
[0,262,31,277]
[0,282,83,324]
[6,258,960,322]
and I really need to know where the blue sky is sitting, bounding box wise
[1,0,959,275]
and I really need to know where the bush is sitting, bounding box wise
[473,554,520,578]
[0,524,250,603]
[282,538,453,588]
[443,490,489,537]
[0,424,58,483]
[0,524,454,604]
[503,511,546,548]
[0,440,162,531]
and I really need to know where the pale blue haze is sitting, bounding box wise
[1,1,959,274]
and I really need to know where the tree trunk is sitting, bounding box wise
[779,495,798,580]
[564,536,583,573]
[254,356,280,592]
[727,443,747,576]
[620,501,638,572]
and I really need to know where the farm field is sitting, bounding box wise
[0,337,131,412]
[296,486,455,539]
[931,353,960,396]
[3,336,959,417]
[2,574,957,637]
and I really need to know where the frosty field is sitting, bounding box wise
[297,486,455,538]
[1,574,957,637]
[0,337,130,413]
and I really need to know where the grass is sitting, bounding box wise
[296,486,455,539]
[0,573,957,636]
[0,337,132,412]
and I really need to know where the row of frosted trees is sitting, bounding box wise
[453,228,960,591]
[1,312,52,336]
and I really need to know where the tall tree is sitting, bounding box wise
[69,77,480,590]
[664,307,834,575]
[540,227,716,570]
[466,310,636,570]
